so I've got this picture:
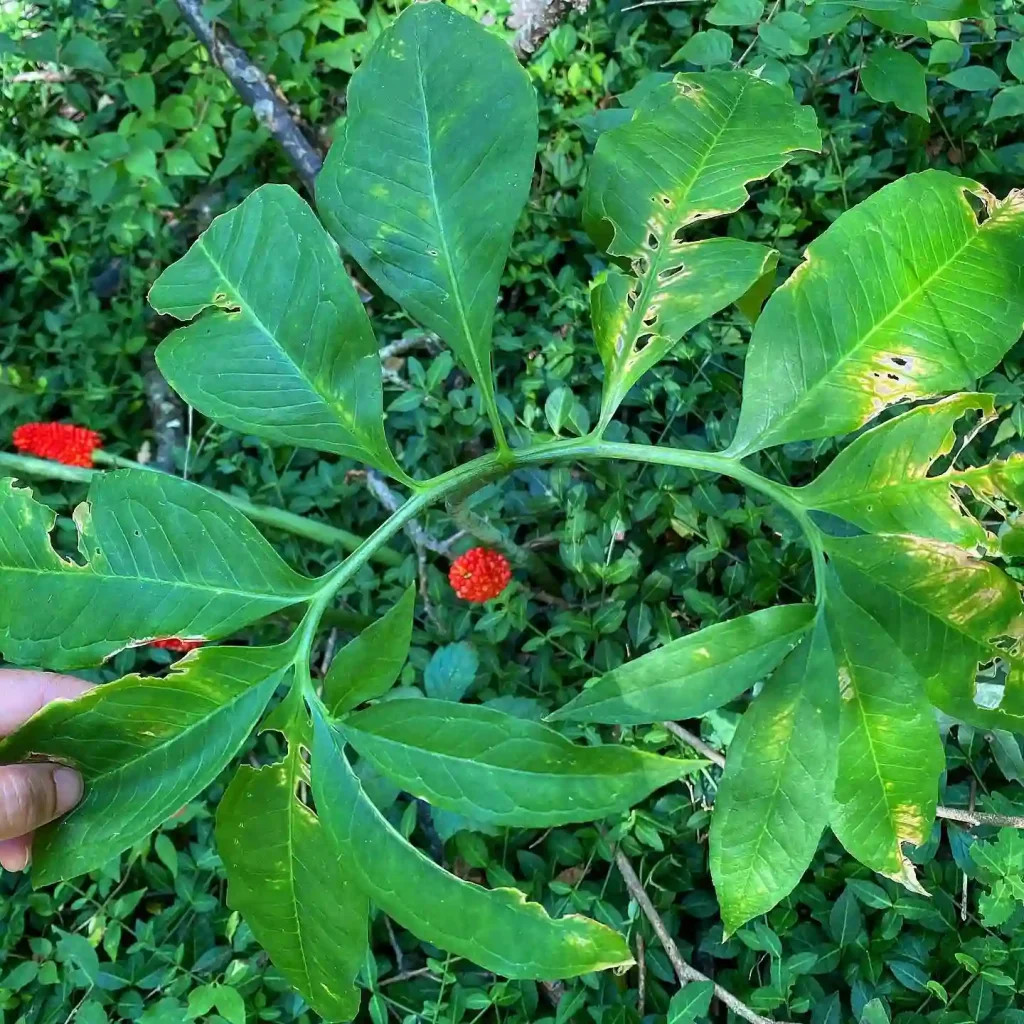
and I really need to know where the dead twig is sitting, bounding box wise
[612,843,790,1024]
[172,0,323,193]
[140,351,186,473]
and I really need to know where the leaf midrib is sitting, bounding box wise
[0,558,309,604]
[85,673,278,789]
[348,724,672,791]
[411,35,490,391]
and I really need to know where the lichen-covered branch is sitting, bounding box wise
[509,0,589,58]
[172,0,323,193]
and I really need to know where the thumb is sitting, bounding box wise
[0,763,83,842]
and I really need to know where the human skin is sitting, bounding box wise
[0,670,89,871]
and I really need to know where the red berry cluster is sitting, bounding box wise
[13,422,102,468]
[150,638,204,653]
[448,547,511,603]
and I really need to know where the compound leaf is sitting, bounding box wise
[316,2,537,413]
[0,643,292,885]
[310,705,633,980]
[731,171,1024,455]
[0,473,316,670]
[548,604,814,725]
[710,617,837,934]
[583,71,819,422]
[798,393,1024,547]
[325,585,415,715]
[218,749,367,1022]
[342,698,702,827]
[151,184,405,479]
[827,533,1024,731]
[825,582,944,886]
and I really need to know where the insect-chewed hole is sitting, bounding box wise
[660,195,672,206]
[635,333,655,352]
[965,190,991,225]
[658,264,685,285]
[646,231,660,251]
[673,227,687,244]
[642,311,658,327]
[891,356,908,367]
[626,290,638,311]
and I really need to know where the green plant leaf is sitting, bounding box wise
[310,705,633,980]
[797,393,1024,546]
[825,581,944,886]
[826,533,1024,731]
[0,473,316,670]
[150,184,405,478]
[667,980,715,1023]
[342,698,702,827]
[673,30,733,67]
[589,242,778,421]
[730,171,1024,455]
[583,71,819,423]
[862,46,929,120]
[316,2,537,417]
[710,617,838,934]
[425,642,479,702]
[0,643,292,885]
[844,0,985,18]
[548,604,814,724]
[218,750,367,1021]
[705,0,764,26]
[325,585,415,715]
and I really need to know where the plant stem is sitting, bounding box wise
[0,451,404,568]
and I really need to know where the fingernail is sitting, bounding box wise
[0,845,29,873]
[53,768,83,815]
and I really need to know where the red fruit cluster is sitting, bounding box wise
[448,547,511,603]
[150,638,204,653]
[13,422,102,468]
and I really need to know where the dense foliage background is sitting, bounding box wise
[6,1,1024,1022]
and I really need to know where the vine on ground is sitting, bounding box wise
[2,3,1024,1020]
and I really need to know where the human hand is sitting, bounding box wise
[0,670,91,872]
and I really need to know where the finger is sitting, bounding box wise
[0,763,83,841]
[0,670,92,736]
[0,835,32,872]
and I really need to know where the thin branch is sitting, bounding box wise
[510,0,590,58]
[365,471,452,556]
[662,720,1024,831]
[663,721,726,767]
[140,351,185,473]
[612,844,789,1024]
[936,806,1024,830]
[172,0,322,193]
[10,70,70,82]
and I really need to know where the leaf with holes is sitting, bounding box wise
[310,705,633,980]
[342,698,702,827]
[151,184,406,479]
[797,393,1024,547]
[0,473,316,670]
[548,604,814,725]
[583,71,819,424]
[730,171,1024,455]
[0,643,292,885]
[316,2,537,419]
[710,617,838,934]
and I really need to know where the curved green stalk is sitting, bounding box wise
[295,436,828,671]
